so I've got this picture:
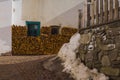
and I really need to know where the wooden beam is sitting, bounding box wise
[78,10,82,30]
[104,0,108,22]
[79,19,120,32]
[100,0,103,24]
[114,0,119,20]
[109,0,113,21]
[95,0,99,24]
[91,0,95,25]
[87,0,91,27]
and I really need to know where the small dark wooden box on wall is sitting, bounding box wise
[50,25,61,35]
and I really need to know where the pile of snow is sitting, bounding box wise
[0,39,11,55]
[58,33,109,80]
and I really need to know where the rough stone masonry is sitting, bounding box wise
[78,22,120,80]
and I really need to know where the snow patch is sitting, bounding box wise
[58,33,109,80]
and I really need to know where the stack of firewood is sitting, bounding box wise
[12,25,27,37]
[12,37,43,55]
[61,27,77,36]
[40,26,51,35]
[12,25,77,55]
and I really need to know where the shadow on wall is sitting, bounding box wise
[0,26,11,47]
[46,2,83,28]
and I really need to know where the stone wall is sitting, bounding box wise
[78,22,120,79]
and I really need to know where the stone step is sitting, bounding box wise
[100,67,120,76]
[111,60,120,68]
[110,77,120,80]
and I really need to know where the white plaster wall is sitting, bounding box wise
[13,0,84,28]
[12,0,25,26]
[0,0,12,28]
[46,2,85,28]
[43,0,84,23]
[0,0,12,53]
[13,0,120,27]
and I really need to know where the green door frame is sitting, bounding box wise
[26,21,40,36]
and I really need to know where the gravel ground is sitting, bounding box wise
[0,55,73,80]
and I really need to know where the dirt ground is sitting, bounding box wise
[0,55,73,80]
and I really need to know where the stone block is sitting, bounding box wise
[100,67,120,76]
